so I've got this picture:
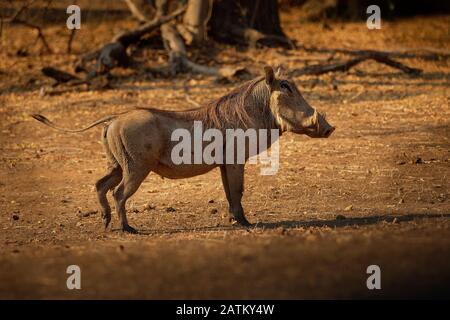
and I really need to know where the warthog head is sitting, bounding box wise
[265,66,335,138]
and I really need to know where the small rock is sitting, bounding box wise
[119,245,125,251]
[398,198,404,204]
[208,199,215,204]
[81,210,97,217]
[166,207,176,213]
[336,214,346,220]
[322,22,332,31]
[392,218,399,224]
[210,208,218,215]
[39,87,46,96]
[344,205,353,211]
[396,160,406,165]
[16,48,28,57]
[12,214,19,221]
[144,203,156,211]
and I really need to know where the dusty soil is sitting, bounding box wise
[0,2,449,299]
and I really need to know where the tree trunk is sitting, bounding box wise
[179,0,213,45]
[209,0,290,47]
[123,0,156,22]
[124,0,292,48]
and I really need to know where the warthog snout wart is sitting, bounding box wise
[32,66,335,233]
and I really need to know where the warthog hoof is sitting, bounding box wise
[232,217,251,228]
[102,214,111,230]
[121,225,138,234]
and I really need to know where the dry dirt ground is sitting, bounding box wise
[0,2,449,299]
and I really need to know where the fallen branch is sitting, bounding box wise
[300,45,450,61]
[291,54,422,77]
[370,55,422,74]
[77,5,187,74]
[42,67,80,83]
[41,4,187,87]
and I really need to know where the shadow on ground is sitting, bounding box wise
[132,212,450,235]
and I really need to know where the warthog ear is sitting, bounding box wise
[275,66,284,77]
[264,66,275,87]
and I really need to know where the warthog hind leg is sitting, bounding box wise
[95,165,122,230]
[113,166,150,234]
[220,164,251,227]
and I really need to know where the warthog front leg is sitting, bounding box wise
[220,166,232,213]
[95,165,122,230]
[220,164,251,227]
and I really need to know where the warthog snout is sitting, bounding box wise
[323,126,335,138]
[303,111,335,138]
[317,112,335,138]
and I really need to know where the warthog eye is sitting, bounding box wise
[280,81,292,93]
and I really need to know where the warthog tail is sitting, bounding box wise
[31,114,117,133]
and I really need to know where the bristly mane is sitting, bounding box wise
[138,76,277,130]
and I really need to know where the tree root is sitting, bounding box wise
[229,26,295,49]
[161,23,249,79]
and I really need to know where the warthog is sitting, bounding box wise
[32,66,335,233]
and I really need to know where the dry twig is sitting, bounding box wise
[4,0,53,54]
